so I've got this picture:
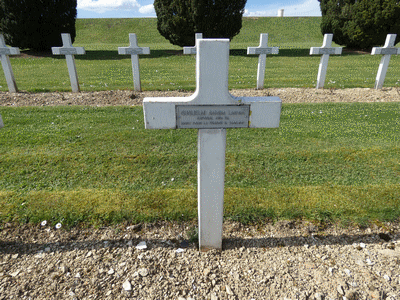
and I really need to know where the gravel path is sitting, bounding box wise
[0,87,399,107]
[1,221,399,300]
[0,88,399,299]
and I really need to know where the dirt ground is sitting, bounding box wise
[0,87,399,107]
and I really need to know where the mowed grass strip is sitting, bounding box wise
[0,102,399,226]
[0,17,399,92]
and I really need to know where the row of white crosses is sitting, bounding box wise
[246,33,399,89]
[310,33,400,89]
[0,33,150,94]
[0,32,398,94]
[144,38,282,251]
[51,33,150,92]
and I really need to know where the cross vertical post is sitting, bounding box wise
[247,34,279,89]
[310,34,342,89]
[371,34,400,89]
[183,33,203,55]
[143,39,282,251]
[0,114,3,129]
[0,34,20,93]
[52,33,85,93]
[118,33,150,92]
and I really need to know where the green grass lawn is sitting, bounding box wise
[1,102,399,227]
[0,17,399,228]
[0,17,399,92]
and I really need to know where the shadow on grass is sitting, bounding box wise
[74,50,185,60]
[20,48,369,60]
[230,48,371,57]
[18,49,185,60]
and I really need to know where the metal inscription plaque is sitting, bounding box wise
[176,105,250,129]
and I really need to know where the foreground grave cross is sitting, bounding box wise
[118,33,150,92]
[144,39,282,251]
[371,34,400,89]
[52,33,85,93]
[183,33,203,55]
[247,34,279,89]
[0,34,20,93]
[310,34,342,89]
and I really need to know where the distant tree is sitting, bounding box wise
[319,0,400,49]
[0,0,77,51]
[154,0,247,47]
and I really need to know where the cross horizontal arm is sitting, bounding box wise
[0,35,20,55]
[0,47,20,55]
[118,48,150,55]
[144,97,282,129]
[371,34,399,55]
[240,97,281,128]
[53,48,85,55]
[371,48,400,55]
[183,33,203,55]
[144,39,282,130]
[52,33,85,55]
[310,47,342,55]
[247,47,279,55]
[118,33,150,55]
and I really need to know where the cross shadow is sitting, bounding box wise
[0,227,395,255]
[19,48,370,61]
[230,48,312,57]
[230,48,371,57]
[18,49,185,61]
[70,50,184,60]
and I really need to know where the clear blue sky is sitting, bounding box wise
[77,0,322,19]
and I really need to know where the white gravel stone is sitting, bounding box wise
[122,280,132,291]
[107,268,115,275]
[136,241,147,250]
[384,275,391,281]
[226,284,234,295]
[138,268,149,277]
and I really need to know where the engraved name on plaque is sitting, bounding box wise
[176,105,250,129]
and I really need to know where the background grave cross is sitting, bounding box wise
[0,114,3,129]
[0,34,20,93]
[183,33,203,55]
[52,33,86,93]
[310,34,342,89]
[143,39,281,251]
[118,33,150,92]
[247,34,279,89]
[371,34,400,89]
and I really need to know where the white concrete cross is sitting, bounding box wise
[247,34,279,89]
[118,33,150,92]
[0,34,20,93]
[310,34,342,89]
[52,33,85,93]
[0,114,3,129]
[143,39,282,251]
[183,33,203,55]
[371,34,400,89]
